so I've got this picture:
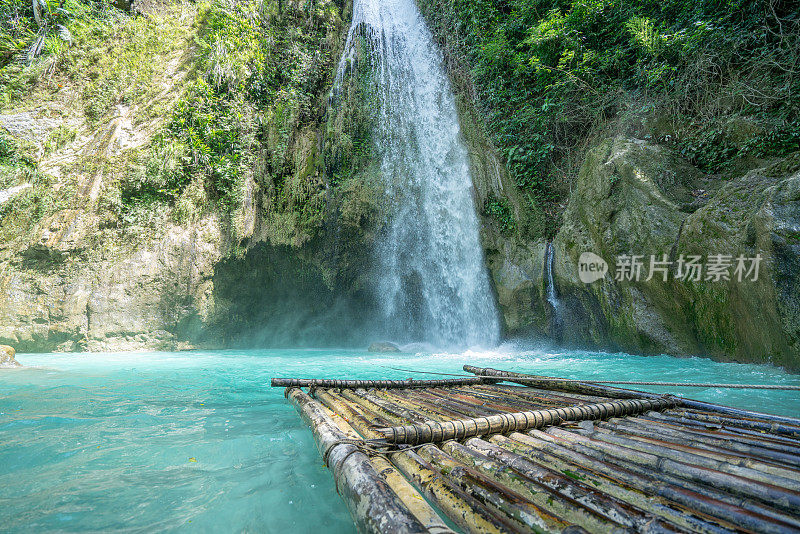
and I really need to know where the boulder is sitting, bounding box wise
[0,345,21,368]
[368,341,401,353]
[551,137,800,369]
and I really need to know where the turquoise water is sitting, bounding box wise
[1,346,799,532]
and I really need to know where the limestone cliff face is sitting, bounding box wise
[0,0,375,352]
[551,139,800,369]
[0,212,224,351]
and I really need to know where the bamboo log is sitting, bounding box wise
[316,390,512,534]
[597,418,800,473]
[440,439,646,533]
[418,441,584,533]
[544,426,800,514]
[352,389,754,532]
[389,448,521,534]
[316,394,457,533]
[372,389,446,422]
[357,389,602,532]
[429,388,532,414]
[369,455,456,534]
[387,388,479,420]
[272,377,496,388]
[376,397,678,445]
[501,431,798,533]
[475,384,615,406]
[286,388,429,533]
[467,368,800,390]
[463,366,652,400]
[464,366,800,428]
[668,409,800,439]
[642,412,800,452]
[568,423,800,490]
[404,386,786,531]
[454,437,688,533]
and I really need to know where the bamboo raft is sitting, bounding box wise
[272,366,800,533]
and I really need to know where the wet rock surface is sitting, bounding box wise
[547,138,800,369]
[368,342,401,353]
[0,345,21,367]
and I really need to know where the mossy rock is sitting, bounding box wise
[553,138,800,370]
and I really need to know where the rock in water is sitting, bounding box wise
[368,342,401,353]
[0,345,21,368]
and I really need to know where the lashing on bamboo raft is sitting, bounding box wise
[272,366,800,534]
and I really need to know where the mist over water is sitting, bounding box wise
[336,0,500,348]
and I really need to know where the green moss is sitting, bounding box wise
[0,134,37,189]
[323,31,379,188]
[43,125,77,155]
[483,193,517,237]
[0,175,73,242]
[1,1,194,114]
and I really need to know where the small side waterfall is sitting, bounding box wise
[334,0,500,348]
[544,242,562,338]
[544,242,559,310]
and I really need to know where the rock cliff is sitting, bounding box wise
[550,138,799,369]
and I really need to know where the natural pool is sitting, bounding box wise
[1,346,799,533]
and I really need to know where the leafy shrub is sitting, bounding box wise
[483,193,517,236]
[417,0,800,232]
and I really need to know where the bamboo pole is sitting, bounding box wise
[364,390,784,532]
[528,427,800,529]
[272,377,496,388]
[464,366,800,427]
[372,387,797,530]
[286,388,429,533]
[642,412,800,452]
[387,388,479,421]
[439,439,649,533]
[502,431,798,533]
[668,409,800,439]
[454,437,689,533]
[345,389,590,533]
[476,383,616,405]
[315,389,511,534]
[467,369,800,390]
[369,455,456,534]
[429,388,532,414]
[597,417,800,472]
[418,440,580,533]
[317,393,458,533]
[565,423,800,490]
[389,448,522,534]
[376,397,678,445]
[463,366,651,399]
[544,426,800,514]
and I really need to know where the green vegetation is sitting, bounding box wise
[43,124,76,154]
[324,30,379,189]
[120,0,349,238]
[483,193,517,237]
[1,0,350,237]
[418,0,800,234]
[0,133,36,189]
[1,0,189,111]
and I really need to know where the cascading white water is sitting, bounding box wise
[545,242,559,312]
[335,0,500,348]
[544,242,562,338]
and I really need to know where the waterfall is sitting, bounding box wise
[544,242,562,338]
[334,0,500,348]
[544,242,558,310]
